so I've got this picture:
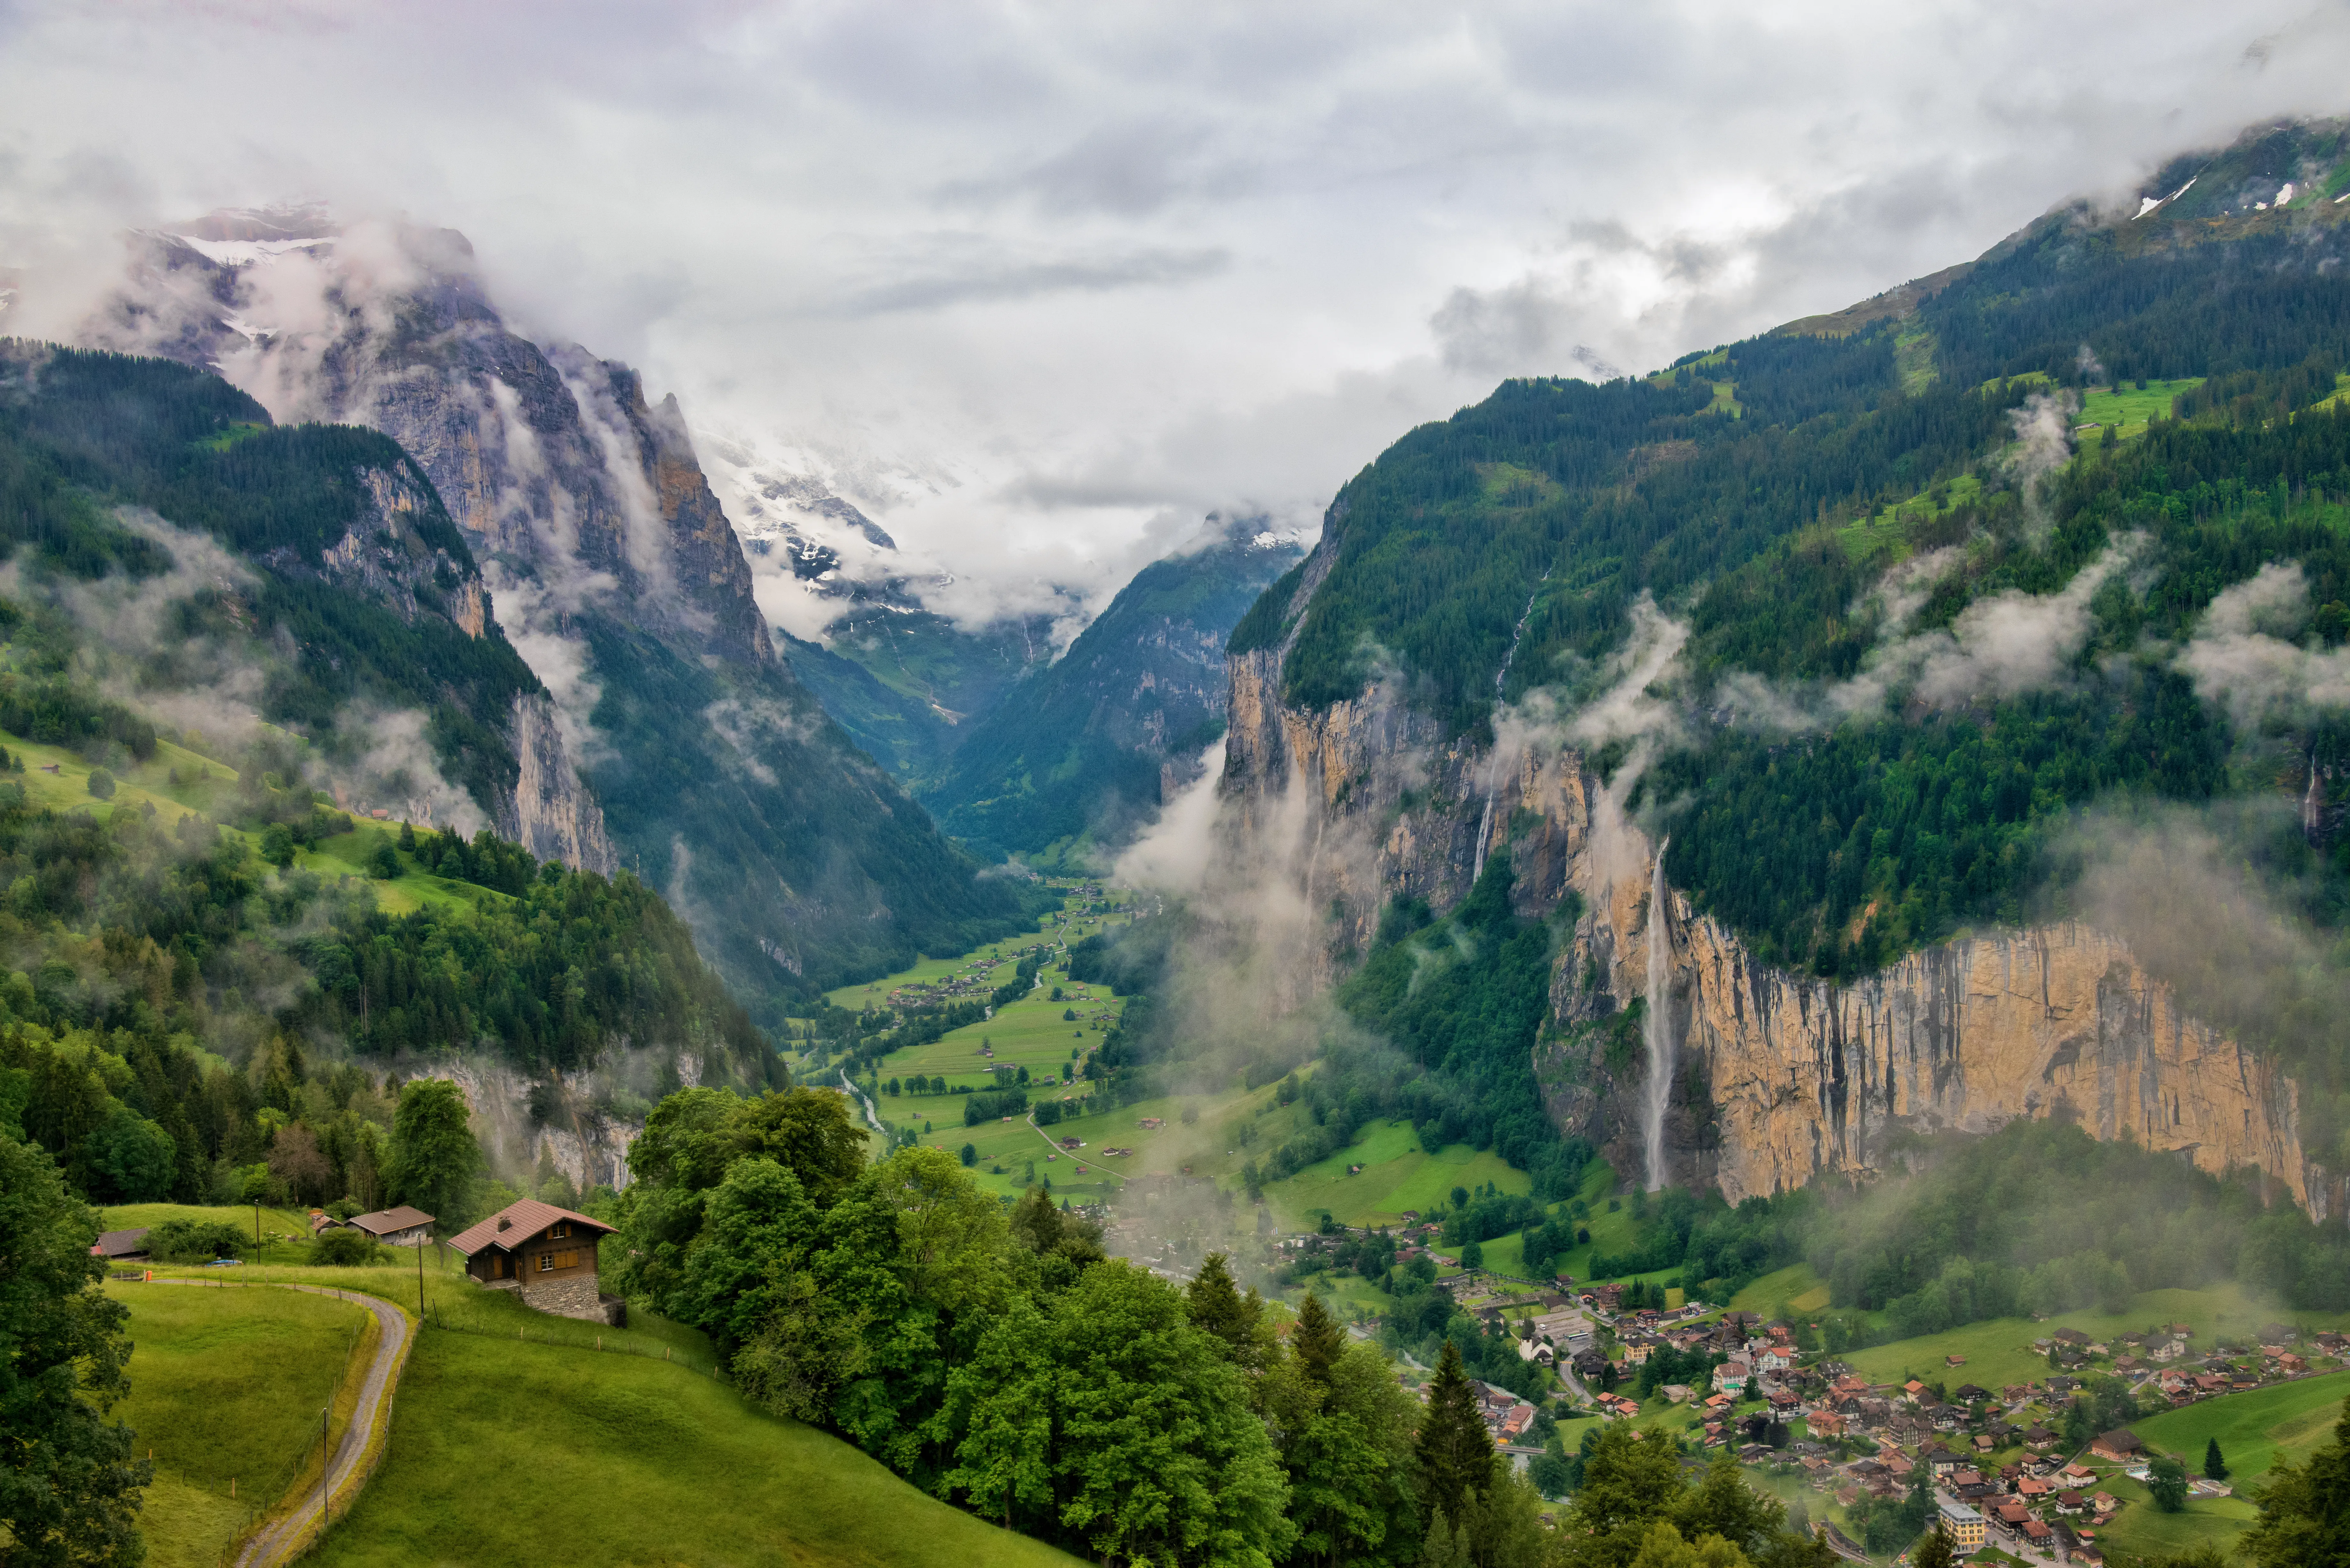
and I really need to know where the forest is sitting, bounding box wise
[601,1079,1841,1568]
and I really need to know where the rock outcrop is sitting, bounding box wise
[498,694,618,875]
[1221,627,2326,1210]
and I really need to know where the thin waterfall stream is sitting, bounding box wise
[1640,837,1674,1191]
[1472,578,1547,882]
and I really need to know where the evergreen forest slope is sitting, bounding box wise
[1228,117,2350,1176]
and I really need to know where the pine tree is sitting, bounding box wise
[1912,1524,1956,1568]
[2207,1436,2230,1480]
[1416,1339,1497,1525]
[1420,1506,1472,1568]
[1185,1252,1262,1368]
[1293,1289,1343,1388]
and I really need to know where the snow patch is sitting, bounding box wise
[2278,183,2297,206]
[173,236,334,267]
[2135,195,2162,220]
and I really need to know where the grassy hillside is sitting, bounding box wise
[107,1283,372,1568]
[307,1326,1084,1568]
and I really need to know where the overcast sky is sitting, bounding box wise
[2,1,2346,624]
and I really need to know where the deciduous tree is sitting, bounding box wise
[0,1132,151,1564]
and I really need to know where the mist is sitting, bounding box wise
[2,2,2345,631]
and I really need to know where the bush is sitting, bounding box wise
[959,1143,977,1167]
[144,1218,246,1263]
[1063,1008,1077,1021]
[307,1227,387,1266]
[86,768,114,800]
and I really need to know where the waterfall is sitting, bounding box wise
[1473,579,1548,881]
[1641,837,1674,1192]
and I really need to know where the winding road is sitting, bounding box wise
[144,1278,413,1568]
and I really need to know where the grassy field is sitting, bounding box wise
[1729,1264,1831,1318]
[106,1283,373,1568]
[1843,1284,2341,1392]
[2076,377,2205,439]
[139,1247,720,1371]
[102,1202,321,1255]
[1261,1118,1531,1232]
[0,724,500,918]
[308,1328,1084,1568]
[2136,1370,2350,1481]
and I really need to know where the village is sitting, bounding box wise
[1389,1251,2345,1566]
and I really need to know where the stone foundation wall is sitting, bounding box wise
[519,1273,609,1323]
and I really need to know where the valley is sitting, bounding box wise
[15,85,2350,1568]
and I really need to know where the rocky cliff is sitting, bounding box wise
[1221,633,2328,1211]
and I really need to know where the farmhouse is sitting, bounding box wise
[330,1204,435,1246]
[90,1227,151,1262]
[448,1199,624,1325]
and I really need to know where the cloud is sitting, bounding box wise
[1720,537,2138,730]
[0,2,2344,632]
[2179,561,2350,724]
[837,242,1232,317]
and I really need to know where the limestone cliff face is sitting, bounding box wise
[497,694,618,875]
[1537,817,2326,1215]
[1220,625,2327,1209]
[412,1058,646,1195]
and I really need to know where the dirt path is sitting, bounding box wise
[143,1278,413,1568]
[1022,1111,1129,1187]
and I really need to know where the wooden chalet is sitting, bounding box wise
[447,1199,624,1326]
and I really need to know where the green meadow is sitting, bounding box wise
[2075,376,2206,439]
[105,1282,372,1568]
[1841,1283,2348,1393]
[306,1328,1084,1568]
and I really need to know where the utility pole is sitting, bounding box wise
[417,1234,425,1320]
[254,1199,261,1246]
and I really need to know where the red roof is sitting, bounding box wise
[443,1199,615,1258]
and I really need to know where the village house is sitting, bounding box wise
[2089,1429,2143,1464]
[448,1198,624,1325]
[1714,1359,1750,1394]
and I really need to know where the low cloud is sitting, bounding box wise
[2179,561,2350,723]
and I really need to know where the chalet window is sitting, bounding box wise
[550,1222,570,1240]
[538,1252,555,1272]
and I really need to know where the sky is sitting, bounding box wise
[1,0,2346,627]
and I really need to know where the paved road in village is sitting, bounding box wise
[141,1278,413,1568]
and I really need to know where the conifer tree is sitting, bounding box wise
[1293,1289,1344,1388]
[1912,1523,1955,1568]
[1185,1252,1264,1369]
[1415,1339,1497,1525]
[2207,1437,2230,1480]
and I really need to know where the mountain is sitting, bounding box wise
[67,210,1045,1013]
[918,519,1304,864]
[0,340,777,1201]
[1198,117,2350,1216]
[706,441,1063,781]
